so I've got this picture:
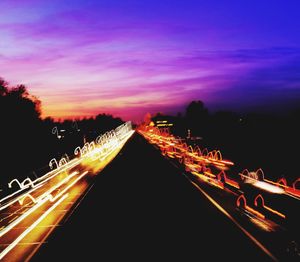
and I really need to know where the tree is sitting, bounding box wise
[185,100,208,120]
[0,77,8,96]
[0,78,43,183]
[185,100,208,136]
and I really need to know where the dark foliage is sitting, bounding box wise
[0,77,123,186]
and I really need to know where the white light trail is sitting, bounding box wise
[251,181,285,194]
[0,194,68,260]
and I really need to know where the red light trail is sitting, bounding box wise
[138,124,299,261]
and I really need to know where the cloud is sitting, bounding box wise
[1,0,300,121]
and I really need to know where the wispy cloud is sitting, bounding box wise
[1,1,300,121]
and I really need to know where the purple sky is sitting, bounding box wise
[1,0,300,121]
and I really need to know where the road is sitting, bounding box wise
[32,133,277,261]
[0,125,134,262]
[138,126,300,260]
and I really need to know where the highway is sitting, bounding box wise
[137,126,300,261]
[0,122,134,262]
[32,133,282,261]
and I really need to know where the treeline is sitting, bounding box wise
[151,101,300,182]
[0,77,123,185]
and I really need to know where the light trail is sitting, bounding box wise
[0,202,31,223]
[249,217,275,232]
[18,171,80,205]
[254,194,286,219]
[264,206,286,219]
[189,180,278,261]
[0,171,86,238]
[245,206,265,220]
[50,171,88,202]
[0,184,44,211]
[0,194,68,260]
[248,180,285,194]
[0,193,50,238]
[0,158,81,209]
[1,122,133,210]
[138,124,298,260]
[0,122,134,261]
[138,126,237,193]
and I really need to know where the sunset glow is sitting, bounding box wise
[1,1,300,121]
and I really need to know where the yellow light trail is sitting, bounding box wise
[245,206,265,220]
[18,171,80,205]
[0,122,134,261]
[50,171,88,202]
[0,159,81,210]
[0,184,44,211]
[264,206,286,219]
[0,171,85,238]
[0,194,68,260]
[1,122,133,211]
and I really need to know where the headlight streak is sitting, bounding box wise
[0,159,80,210]
[18,171,80,206]
[0,122,134,260]
[1,122,133,208]
[0,183,44,211]
[0,171,83,238]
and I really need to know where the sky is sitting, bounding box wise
[0,0,300,122]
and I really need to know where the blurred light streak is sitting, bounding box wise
[0,122,134,259]
[254,194,286,219]
[245,206,265,220]
[225,180,240,189]
[251,181,284,194]
[190,181,277,261]
[0,194,68,260]
[19,171,79,205]
[191,172,224,189]
[264,206,286,219]
[249,217,274,232]
[236,194,265,219]
[50,171,88,202]
[0,170,83,238]
[0,193,49,237]
[138,125,236,192]
[0,183,44,211]
[1,122,133,211]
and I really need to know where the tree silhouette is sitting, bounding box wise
[0,80,44,184]
[0,77,125,186]
[185,100,208,136]
[0,78,9,96]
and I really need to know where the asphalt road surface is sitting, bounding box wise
[32,133,274,261]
